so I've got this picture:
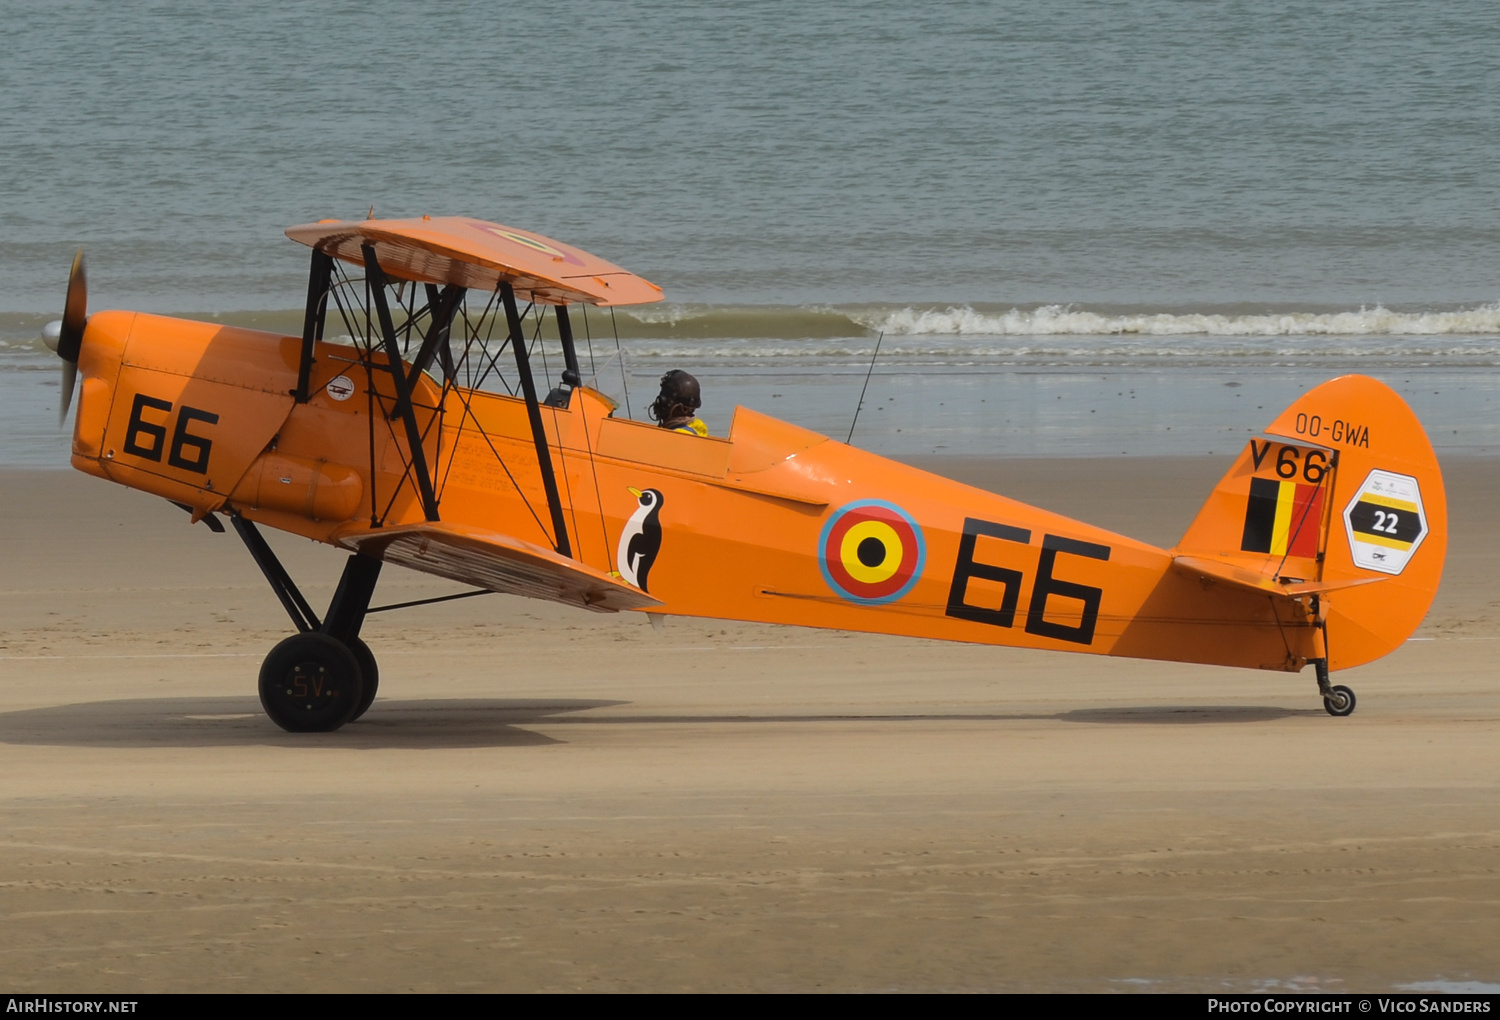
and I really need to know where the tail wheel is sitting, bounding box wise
[345,636,379,722]
[258,633,364,733]
[1322,684,1357,717]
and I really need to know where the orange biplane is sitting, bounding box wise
[47,217,1446,731]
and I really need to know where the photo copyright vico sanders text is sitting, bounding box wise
[1209,1003,1491,1014]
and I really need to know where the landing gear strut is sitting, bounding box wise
[1306,600,1356,718]
[232,515,383,732]
[1312,657,1357,718]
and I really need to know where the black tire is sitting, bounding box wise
[258,632,365,733]
[1323,684,1356,717]
[345,636,379,723]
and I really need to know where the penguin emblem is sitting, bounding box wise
[617,487,664,592]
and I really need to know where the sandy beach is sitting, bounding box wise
[0,456,1496,992]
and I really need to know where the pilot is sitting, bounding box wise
[649,370,708,436]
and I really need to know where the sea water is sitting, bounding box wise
[3,0,1498,463]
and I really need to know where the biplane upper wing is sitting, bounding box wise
[284,216,664,307]
[335,521,663,614]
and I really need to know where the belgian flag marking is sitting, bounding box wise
[1342,469,1428,575]
[1240,477,1324,557]
[819,499,927,605]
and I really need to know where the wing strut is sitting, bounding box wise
[501,281,572,558]
[555,305,582,387]
[294,250,333,403]
[406,284,465,395]
[362,244,441,522]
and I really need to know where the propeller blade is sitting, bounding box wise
[57,250,86,426]
[58,250,86,363]
[60,360,78,426]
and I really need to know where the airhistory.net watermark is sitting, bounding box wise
[5,1001,138,1014]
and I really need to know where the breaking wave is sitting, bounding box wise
[860,303,1500,337]
[600,302,1500,366]
[6,302,1500,368]
[588,302,1500,341]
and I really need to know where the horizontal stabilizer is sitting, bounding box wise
[1171,555,1385,598]
[336,522,663,614]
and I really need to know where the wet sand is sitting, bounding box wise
[0,458,1497,992]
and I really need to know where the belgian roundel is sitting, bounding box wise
[819,500,927,605]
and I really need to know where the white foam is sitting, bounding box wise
[861,304,1500,337]
[583,335,1500,366]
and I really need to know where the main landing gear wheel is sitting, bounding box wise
[345,636,379,723]
[1322,684,1357,718]
[258,633,365,733]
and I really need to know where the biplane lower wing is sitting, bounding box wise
[335,522,663,613]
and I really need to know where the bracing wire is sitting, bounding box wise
[321,275,599,560]
[436,291,552,542]
[579,396,614,573]
[527,302,584,556]
[580,303,598,376]
[464,288,515,396]
[530,302,550,384]
[323,261,380,523]
[846,331,884,445]
[1272,468,1333,581]
[571,305,614,569]
[609,306,631,419]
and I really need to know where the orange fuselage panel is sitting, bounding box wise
[70,311,1444,675]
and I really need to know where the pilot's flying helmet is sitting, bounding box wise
[649,370,701,422]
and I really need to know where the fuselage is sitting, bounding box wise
[70,310,1328,672]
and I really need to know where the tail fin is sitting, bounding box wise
[1175,375,1446,670]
